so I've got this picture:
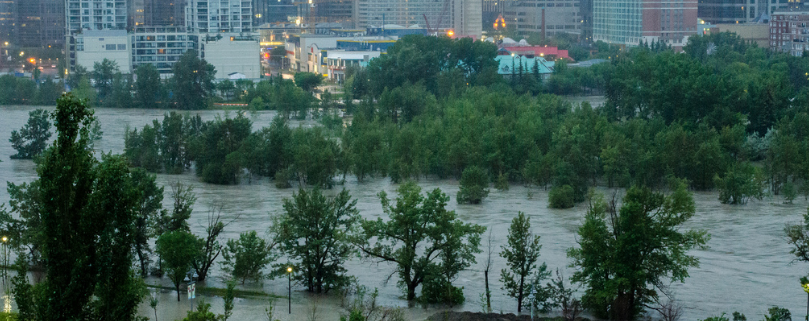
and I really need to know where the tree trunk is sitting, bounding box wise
[484,269,491,312]
[407,282,417,301]
[136,244,147,277]
[176,284,181,301]
[517,277,524,313]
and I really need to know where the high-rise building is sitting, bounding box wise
[483,0,505,27]
[353,0,482,37]
[17,0,65,48]
[593,0,697,49]
[66,0,128,32]
[504,0,580,38]
[253,0,296,25]
[185,0,252,33]
[0,0,14,43]
[138,0,187,26]
[698,0,773,24]
[454,0,482,37]
[312,0,353,24]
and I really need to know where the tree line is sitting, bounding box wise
[1,96,713,321]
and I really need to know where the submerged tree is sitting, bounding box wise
[355,182,484,301]
[221,230,274,284]
[568,183,709,320]
[500,212,548,313]
[273,188,359,293]
[156,230,200,301]
[9,109,52,159]
[457,166,490,204]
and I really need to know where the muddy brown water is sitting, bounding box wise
[0,105,805,320]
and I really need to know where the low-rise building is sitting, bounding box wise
[322,50,381,82]
[495,55,555,81]
[202,35,261,79]
[770,6,809,56]
[709,23,770,48]
[74,30,132,73]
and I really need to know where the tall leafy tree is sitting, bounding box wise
[9,109,52,159]
[500,212,548,313]
[135,63,165,108]
[156,230,200,301]
[131,168,164,277]
[274,188,359,293]
[355,182,484,301]
[172,50,216,110]
[32,94,147,319]
[92,58,120,105]
[568,182,709,320]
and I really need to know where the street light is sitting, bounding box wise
[1,236,7,284]
[287,266,293,314]
[802,278,809,321]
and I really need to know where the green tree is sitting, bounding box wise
[155,181,196,236]
[156,230,200,301]
[294,72,323,92]
[29,94,148,320]
[172,50,216,110]
[182,301,221,321]
[192,205,227,282]
[222,281,235,321]
[36,77,63,105]
[92,58,120,105]
[457,166,490,204]
[500,212,548,313]
[9,109,52,159]
[221,230,274,284]
[217,80,236,100]
[548,185,575,209]
[274,188,359,293]
[355,182,484,301]
[131,168,165,277]
[714,162,765,205]
[568,183,709,320]
[194,114,252,184]
[135,63,165,108]
[764,307,791,321]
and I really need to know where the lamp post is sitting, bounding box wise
[802,279,809,321]
[1,236,7,284]
[287,266,293,314]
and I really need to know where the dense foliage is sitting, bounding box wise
[9,109,52,159]
[568,182,709,320]
[273,188,359,293]
[6,94,150,320]
[354,182,485,302]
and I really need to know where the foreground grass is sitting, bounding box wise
[146,284,285,299]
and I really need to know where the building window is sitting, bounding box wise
[117,44,126,50]
[105,44,116,50]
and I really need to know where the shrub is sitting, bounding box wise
[549,185,575,209]
[457,166,490,204]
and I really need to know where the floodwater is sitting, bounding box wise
[0,105,805,321]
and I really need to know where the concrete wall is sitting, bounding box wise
[715,23,769,48]
[76,32,132,73]
[204,37,261,79]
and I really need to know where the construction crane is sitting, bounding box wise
[422,0,452,35]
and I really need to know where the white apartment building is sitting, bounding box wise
[74,30,132,72]
[66,0,128,32]
[202,35,261,79]
[185,0,253,34]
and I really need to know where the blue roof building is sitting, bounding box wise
[495,55,555,80]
